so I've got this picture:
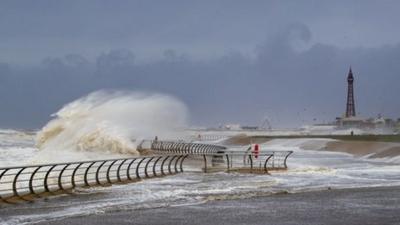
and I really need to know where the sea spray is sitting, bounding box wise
[33,90,188,163]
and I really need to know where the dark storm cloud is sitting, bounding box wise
[0,63,10,80]
[2,0,400,63]
[96,49,136,75]
[0,1,400,128]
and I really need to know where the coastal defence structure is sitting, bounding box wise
[0,140,292,203]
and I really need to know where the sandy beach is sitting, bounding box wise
[33,186,400,225]
[299,138,400,158]
[222,135,400,158]
[225,134,400,159]
[325,141,400,157]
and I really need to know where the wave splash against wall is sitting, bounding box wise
[34,90,188,162]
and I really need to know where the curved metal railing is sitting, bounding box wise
[242,147,293,170]
[266,151,293,169]
[189,134,231,142]
[151,141,227,155]
[0,154,188,203]
[0,141,294,204]
[151,141,292,171]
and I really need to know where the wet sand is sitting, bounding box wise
[222,135,271,145]
[224,135,400,159]
[325,140,400,157]
[36,186,400,225]
[293,138,400,159]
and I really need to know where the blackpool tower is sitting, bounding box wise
[345,67,356,117]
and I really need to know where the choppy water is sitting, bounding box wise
[1,129,400,225]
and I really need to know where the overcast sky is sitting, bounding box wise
[0,0,399,128]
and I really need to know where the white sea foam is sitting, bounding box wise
[0,129,35,147]
[2,129,400,224]
[0,126,399,224]
[33,90,189,163]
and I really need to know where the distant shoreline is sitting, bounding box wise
[223,134,400,146]
[223,134,400,159]
[250,134,400,143]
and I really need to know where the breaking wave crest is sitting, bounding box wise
[35,90,188,162]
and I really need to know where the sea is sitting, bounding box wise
[1,91,400,224]
[1,128,400,225]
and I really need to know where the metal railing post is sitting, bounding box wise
[144,157,154,178]
[84,162,96,186]
[263,155,273,173]
[12,167,27,201]
[29,166,43,196]
[126,159,137,180]
[180,155,189,172]
[160,156,170,176]
[168,156,177,174]
[203,155,207,172]
[71,163,84,188]
[58,164,70,191]
[95,161,107,185]
[174,155,183,173]
[152,156,163,176]
[117,159,128,182]
[225,154,230,172]
[44,165,57,193]
[249,154,253,172]
[0,169,10,202]
[136,158,146,179]
[284,151,293,169]
[106,160,118,184]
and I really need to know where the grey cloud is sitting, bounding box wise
[1,27,400,129]
[96,50,135,72]
[0,62,10,76]
[2,1,400,64]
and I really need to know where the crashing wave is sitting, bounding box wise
[35,90,188,162]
